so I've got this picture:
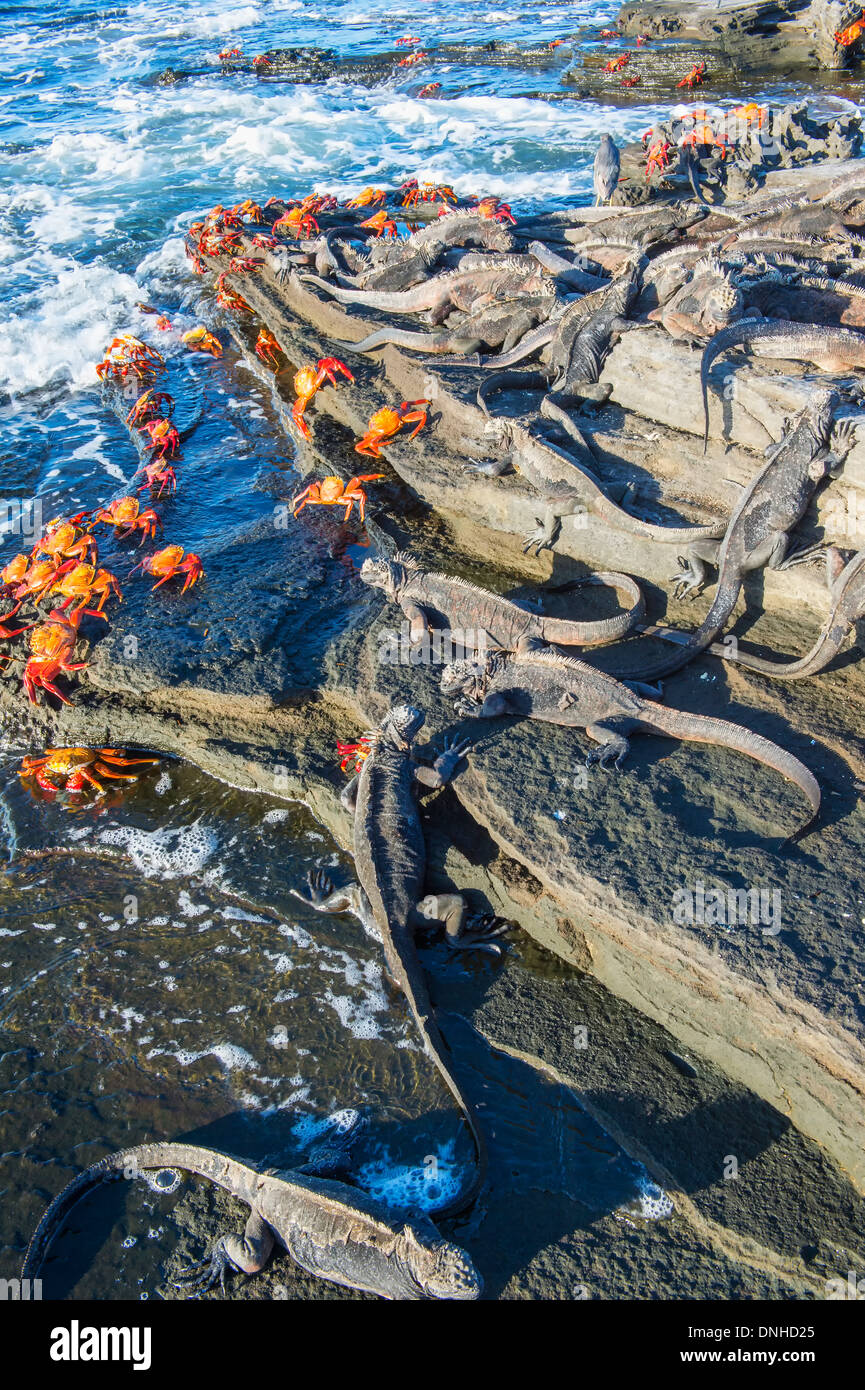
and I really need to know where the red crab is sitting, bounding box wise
[360,210,398,238]
[355,400,428,457]
[292,358,354,438]
[291,474,384,526]
[19,747,159,796]
[135,458,177,497]
[256,328,283,369]
[645,140,673,179]
[90,496,162,544]
[132,544,204,593]
[126,389,175,427]
[23,606,89,705]
[272,207,319,239]
[677,62,706,89]
[139,418,181,459]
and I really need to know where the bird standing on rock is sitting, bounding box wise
[593,133,620,206]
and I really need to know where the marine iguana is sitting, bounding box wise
[359,551,645,649]
[440,649,820,836]
[614,391,855,683]
[704,544,865,678]
[469,417,725,555]
[299,257,553,323]
[476,260,643,408]
[335,293,552,358]
[701,318,865,449]
[292,705,505,1217]
[22,1140,481,1301]
[326,213,518,293]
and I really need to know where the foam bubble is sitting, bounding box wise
[99,822,218,879]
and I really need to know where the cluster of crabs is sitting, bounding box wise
[185,193,463,524]
[641,101,767,184]
[598,21,706,92]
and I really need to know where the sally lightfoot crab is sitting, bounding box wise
[291,357,354,438]
[19,747,160,797]
[291,474,384,525]
[355,401,428,457]
[132,545,204,593]
[90,497,162,544]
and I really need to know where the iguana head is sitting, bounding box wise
[402,1229,483,1300]
[382,703,425,748]
[440,658,489,702]
[805,387,838,449]
[360,553,417,599]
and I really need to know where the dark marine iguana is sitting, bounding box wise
[701,318,865,449]
[440,649,820,837]
[475,260,644,409]
[292,705,506,1217]
[22,1140,481,1301]
[322,213,518,294]
[334,292,553,358]
[359,551,645,649]
[299,257,553,323]
[612,390,855,684]
[700,545,865,679]
[468,416,725,556]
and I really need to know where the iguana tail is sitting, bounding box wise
[335,327,480,355]
[618,580,742,682]
[635,701,820,836]
[395,967,488,1221]
[700,317,765,452]
[706,620,850,680]
[22,1142,260,1279]
[539,572,645,647]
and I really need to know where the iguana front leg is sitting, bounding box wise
[174,1209,275,1296]
[523,509,562,555]
[672,538,721,599]
[413,734,471,788]
[585,721,631,769]
[415,893,510,955]
[453,692,511,718]
[291,868,364,916]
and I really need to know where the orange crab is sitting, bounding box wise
[645,139,673,179]
[360,209,398,238]
[355,400,428,457]
[1,553,29,592]
[418,82,441,97]
[181,326,222,357]
[397,50,428,66]
[218,47,242,60]
[336,734,373,774]
[345,187,388,209]
[401,182,457,208]
[292,358,354,438]
[474,196,516,225]
[90,496,161,544]
[679,125,728,157]
[291,474,384,525]
[835,8,865,44]
[215,274,253,314]
[253,54,272,69]
[272,207,319,239]
[677,61,706,88]
[19,746,160,797]
[139,418,181,459]
[23,607,89,705]
[233,199,267,221]
[32,517,98,568]
[731,102,767,128]
[132,545,204,593]
[126,388,175,428]
[14,558,73,605]
[135,458,177,498]
[96,335,165,384]
[255,328,283,369]
[603,53,630,74]
[50,562,121,615]
[395,36,421,46]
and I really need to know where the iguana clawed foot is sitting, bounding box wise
[173,1237,238,1299]
[450,912,512,956]
[293,867,335,906]
[586,736,629,770]
[465,456,509,477]
[778,541,827,570]
[671,557,704,600]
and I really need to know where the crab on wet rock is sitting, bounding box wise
[133,544,204,593]
[19,747,160,797]
[291,474,384,525]
[291,358,354,438]
[90,496,162,544]
[355,400,429,457]
[23,606,90,706]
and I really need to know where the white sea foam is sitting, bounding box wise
[99,822,218,878]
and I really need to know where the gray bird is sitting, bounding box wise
[593,134,620,206]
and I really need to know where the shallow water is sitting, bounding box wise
[0,0,857,1300]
